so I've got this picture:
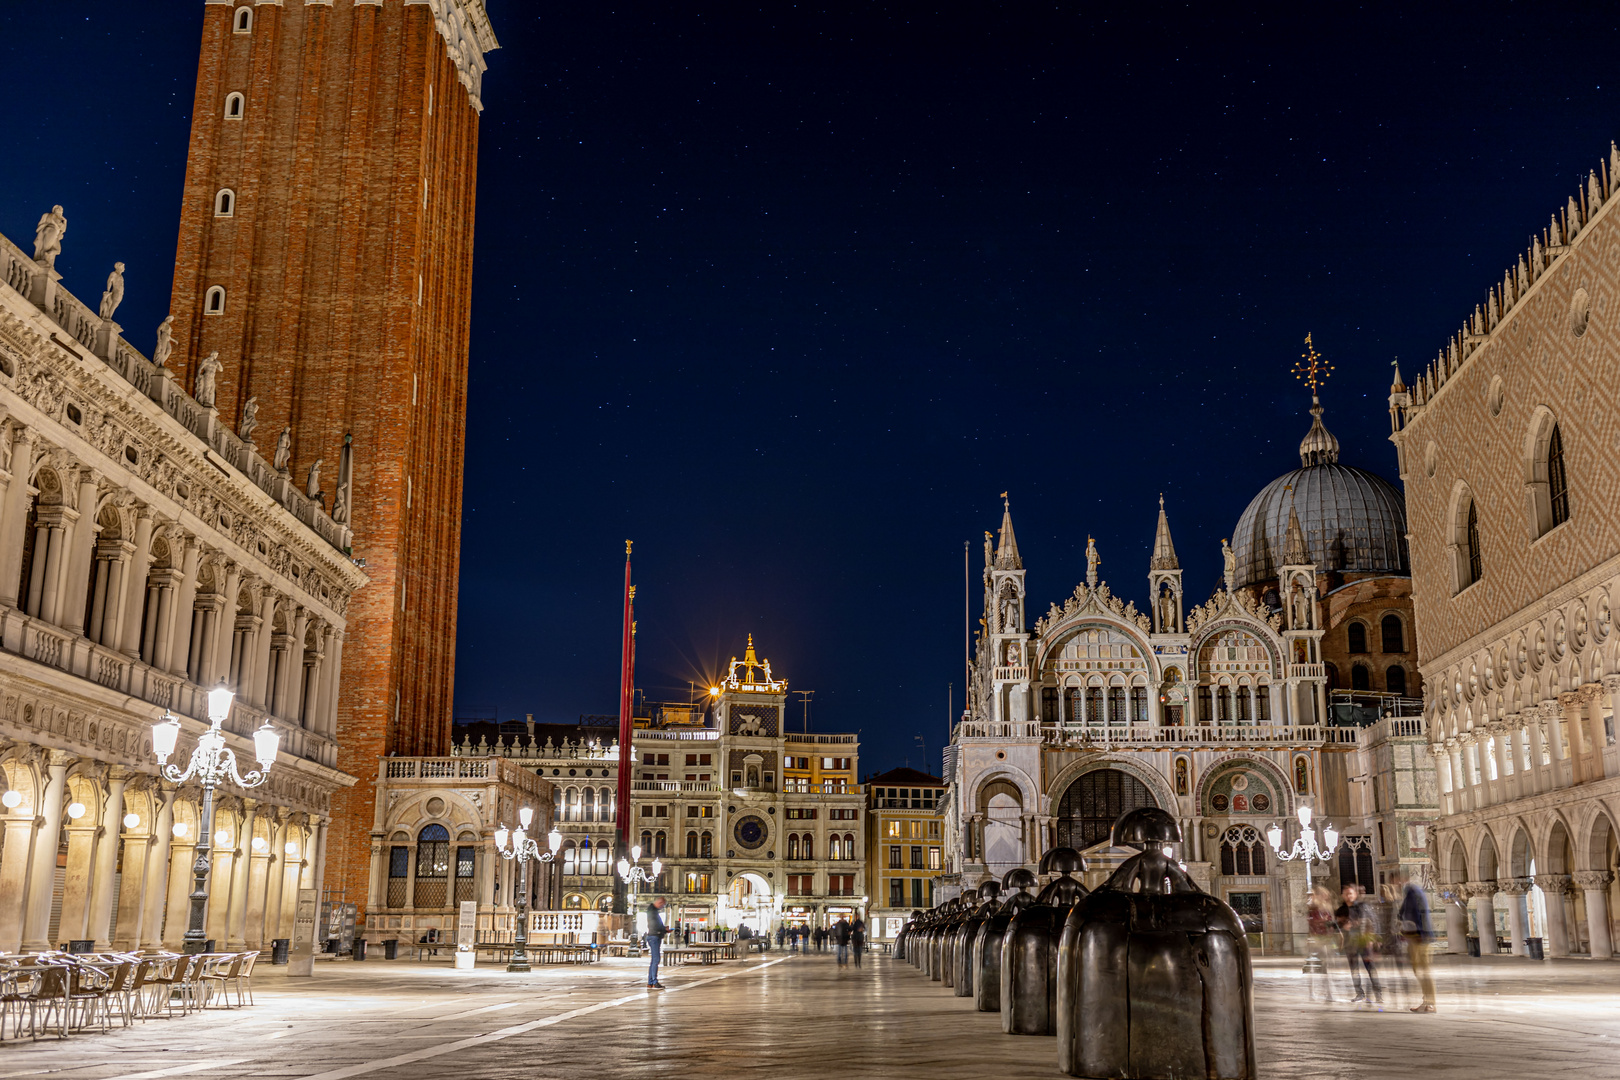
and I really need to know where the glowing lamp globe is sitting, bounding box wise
[253,721,281,769]
[215,829,232,847]
[1323,823,1339,850]
[207,680,236,724]
[494,825,510,851]
[123,812,140,829]
[66,802,86,820]
[172,822,189,838]
[547,828,563,854]
[630,845,642,863]
[285,842,299,856]
[651,858,663,878]
[1,790,22,809]
[1266,822,1284,852]
[617,858,630,880]
[519,806,534,829]
[1296,805,1313,829]
[151,714,181,761]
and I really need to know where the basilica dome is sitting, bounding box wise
[1230,397,1409,589]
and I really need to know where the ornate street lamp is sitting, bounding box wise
[493,805,563,973]
[151,679,281,954]
[617,845,663,935]
[1267,805,1340,974]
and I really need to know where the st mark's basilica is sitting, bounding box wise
[943,375,1437,944]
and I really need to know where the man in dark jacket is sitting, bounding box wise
[1394,871,1437,1012]
[833,917,851,966]
[851,917,866,968]
[645,897,668,989]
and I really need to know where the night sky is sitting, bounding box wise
[3,4,1617,775]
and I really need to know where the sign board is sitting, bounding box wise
[288,889,318,977]
[457,901,477,947]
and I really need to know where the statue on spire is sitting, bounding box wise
[1085,536,1100,589]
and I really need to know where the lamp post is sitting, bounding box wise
[493,806,563,973]
[151,679,280,955]
[617,845,662,937]
[1267,805,1340,974]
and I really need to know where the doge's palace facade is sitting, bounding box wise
[1390,142,1620,959]
[0,223,364,955]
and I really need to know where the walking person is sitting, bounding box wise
[1394,871,1438,1013]
[646,896,669,990]
[851,916,866,968]
[1306,884,1338,1003]
[1336,884,1382,1006]
[833,916,851,966]
[776,925,785,950]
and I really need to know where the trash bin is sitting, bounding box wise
[1526,938,1545,960]
[323,939,338,954]
[1466,935,1480,957]
[352,938,367,960]
[383,939,399,960]
[271,938,290,965]
[67,939,95,954]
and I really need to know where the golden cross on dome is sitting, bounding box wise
[1292,332,1334,395]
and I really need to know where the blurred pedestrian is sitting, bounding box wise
[1336,884,1381,1005]
[851,916,866,968]
[834,916,852,966]
[1306,884,1338,1002]
[645,897,668,990]
[1394,871,1437,1013]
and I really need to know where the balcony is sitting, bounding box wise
[1288,663,1326,680]
[382,756,550,798]
[1035,722,1360,749]
[784,733,857,745]
[955,719,1043,740]
[993,665,1030,682]
[637,728,720,742]
[633,780,721,793]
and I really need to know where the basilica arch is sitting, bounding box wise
[1036,618,1159,726]
[1047,759,1171,853]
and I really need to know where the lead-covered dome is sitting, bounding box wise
[1231,396,1408,588]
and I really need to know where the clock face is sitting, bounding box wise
[734,815,768,851]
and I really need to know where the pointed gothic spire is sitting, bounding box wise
[995,491,1023,569]
[1283,499,1311,566]
[1150,494,1179,571]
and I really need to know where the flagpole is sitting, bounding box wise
[613,541,634,914]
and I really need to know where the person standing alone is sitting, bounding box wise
[851,916,867,968]
[646,897,668,989]
[833,916,852,966]
[1394,871,1437,1012]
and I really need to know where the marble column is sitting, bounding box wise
[1466,881,1498,954]
[118,509,156,657]
[165,536,200,677]
[1574,871,1614,958]
[0,425,38,609]
[1583,684,1609,780]
[206,806,237,945]
[1560,692,1587,784]
[283,607,310,718]
[320,629,345,737]
[0,800,39,954]
[1540,874,1573,957]
[263,816,289,947]
[226,799,258,948]
[1443,891,1468,954]
[162,826,198,949]
[21,754,71,951]
[250,590,278,708]
[212,563,243,689]
[1500,877,1531,957]
[59,470,103,637]
[86,769,130,948]
[244,823,272,948]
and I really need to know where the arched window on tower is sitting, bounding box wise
[1547,424,1570,528]
[1347,622,1368,654]
[843,833,855,860]
[1386,665,1407,696]
[205,286,225,314]
[701,831,713,857]
[802,834,813,860]
[787,834,800,860]
[654,830,666,856]
[1350,664,1370,691]
[234,6,252,33]
[1451,484,1483,592]
[1380,614,1404,653]
[224,93,244,120]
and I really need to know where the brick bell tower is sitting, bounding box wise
[166,0,497,920]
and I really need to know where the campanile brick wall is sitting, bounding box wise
[168,1,489,918]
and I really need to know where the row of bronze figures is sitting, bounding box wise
[894,808,1257,1080]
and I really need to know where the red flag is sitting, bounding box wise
[617,542,634,844]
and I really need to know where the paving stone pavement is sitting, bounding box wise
[3,950,1618,1079]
